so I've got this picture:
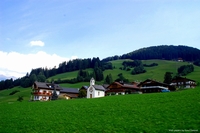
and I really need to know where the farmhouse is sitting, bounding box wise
[31,81,62,101]
[86,78,106,98]
[106,81,140,95]
[60,88,79,99]
[137,79,174,93]
[170,77,196,88]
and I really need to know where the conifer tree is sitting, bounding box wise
[51,84,58,100]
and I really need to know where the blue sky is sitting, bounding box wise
[0,0,200,78]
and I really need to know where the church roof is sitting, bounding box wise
[92,85,105,91]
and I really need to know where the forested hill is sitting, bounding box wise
[102,45,200,62]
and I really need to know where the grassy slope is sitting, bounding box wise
[48,60,200,86]
[106,59,200,83]
[0,87,199,133]
[47,68,94,81]
[0,86,31,103]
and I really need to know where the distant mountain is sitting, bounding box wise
[102,45,200,62]
[0,75,8,81]
[0,75,16,81]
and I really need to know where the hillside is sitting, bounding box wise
[48,59,200,86]
[102,45,200,62]
[0,87,199,132]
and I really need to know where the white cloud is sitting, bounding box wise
[30,40,45,47]
[0,51,77,78]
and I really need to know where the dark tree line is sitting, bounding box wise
[143,63,158,67]
[121,60,146,75]
[177,65,194,76]
[0,57,113,91]
[193,59,200,67]
[102,45,200,62]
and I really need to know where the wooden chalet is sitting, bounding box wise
[170,77,196,88]
[137,79,175,93]
[60,88,79,99]
[106,81,140,95]
[31,82,62,101]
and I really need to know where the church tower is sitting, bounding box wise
[90,77,95,86]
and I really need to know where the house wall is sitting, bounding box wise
[33,96,51,101]
[94,90,105,98]
[87,86,94,98]
[38,89,60,95]
[86,86,105,98]
[33,89,60,101]
[171,80,196,88]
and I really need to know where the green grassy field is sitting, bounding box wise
[0,87,199,133]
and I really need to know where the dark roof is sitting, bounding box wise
[80,86,89,90]
[93,85,106,91]
[137,79,170,87]
[34,82,62,90]
[60,88,79,94]
[171,77,196,82]
[107,82,139,89]
[102,84,109,88]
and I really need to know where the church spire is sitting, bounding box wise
[90,77,95,86]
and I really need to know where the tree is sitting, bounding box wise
[115,73,129,83]
[177,65,194,76]
[131,65,146,75]
[105,74,113,84]
[17,96,23,102]
[29,74,37,85]
[78,89,86,98]
[37,72,46,82]
[163,72,173,84]
[51,84,58,100]
[94,67,104,81]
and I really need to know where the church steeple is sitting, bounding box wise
[90,77,95,86]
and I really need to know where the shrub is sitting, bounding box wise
[17,96,23,102]
[143,63,158,67]
[9,90,20,95]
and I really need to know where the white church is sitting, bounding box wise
[87,78,106,98]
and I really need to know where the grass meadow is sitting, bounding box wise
[0,87,200,133]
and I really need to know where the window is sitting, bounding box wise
[98,92,100,96]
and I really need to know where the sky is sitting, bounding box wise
[0,0,200,78]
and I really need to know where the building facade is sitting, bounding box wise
[31,82,61,101]
[86,78,105,98]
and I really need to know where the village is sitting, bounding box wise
[31,76,196,101]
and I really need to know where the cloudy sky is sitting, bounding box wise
[0,0,200,78]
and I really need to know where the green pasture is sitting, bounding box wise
[0,86,31,104]
[0,87,200,133]
[47,68,94,81]
[107,59,200,83]
[46,60,200,86]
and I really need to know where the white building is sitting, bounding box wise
[31,82,61,101]
[87,78,105,98]
[170,77,196,88]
